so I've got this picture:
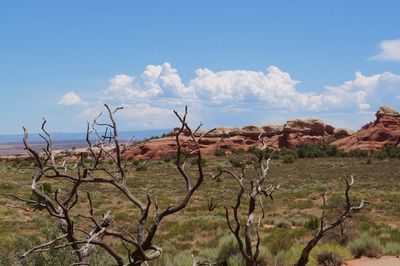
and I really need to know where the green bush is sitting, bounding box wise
[160,152,187,163]
[256,245,274,266]
[266,229,295,254]
[229,158,244,168]
[171,253,193,266]
[214,148,226,157]
[274,218,291,228]
[270,151,280,160]
[316,251,343,266]
[383,144,400,158]
[275,243,351,266]
[135,164,148,171]
[373,150,387,160]
[247,146,273,159]
[383,241,400,255]
[348,148,368,158]
[216,234,239,263]
[190,158,206,167]
[227,254,244,266]
[305,217,320,231]
[283,154,295,163]
[233,147,246,155]
[348,232,382,258]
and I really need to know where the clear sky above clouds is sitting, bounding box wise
[0,0,399,134]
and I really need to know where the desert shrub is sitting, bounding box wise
[275,245,312,266]
[214,148,226,157]
[161,152,176,163]
[197,248,219,263]
[229,157,243,168]
[190,158,206,166]
[233,147,246,155]
[297,144,326,158]
[293,199,314,209]
[256,245,274,266]
[274,218,291,228]
[0,251,11,266]
[135,164,148,171]
[247,146,274,159]
[88,247,115,266]
[283,154,295,163]
[366,158,372,164]
[160,152,187,163]
[383,144,400,158]
[305,217,320,230]
[42,225,77,266]
[216,234,239,263]
[227,254,244,266]
[326,145,339,157]
[12,234,44,265]
[114,211,130,221]
[270,151,280,160]
[290,217,307,227]
[348,232,382,258]
[275,243,351,266]
[383,241,400,255]
[373,150,387,160]
[316,251,343,266]
[266,229,295,254]
[171,253,194,266]
[348,148,368,158]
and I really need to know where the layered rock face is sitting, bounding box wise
[123,106,399,160]
[124,118,352,160]
[332,106,400,151]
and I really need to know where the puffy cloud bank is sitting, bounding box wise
[59,63,400,129]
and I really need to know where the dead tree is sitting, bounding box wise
[295,176,368,266]
[12,105,214,265]
[211,136,279,266]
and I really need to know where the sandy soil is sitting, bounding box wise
[346,256,400,266]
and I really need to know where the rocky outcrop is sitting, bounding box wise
[123,106,399,160]
[332,106,400,151]
[124,118,351,160]
[278,119,338,148]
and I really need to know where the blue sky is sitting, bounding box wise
[0,1,399,134]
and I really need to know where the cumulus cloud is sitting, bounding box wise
[370,39,400,61]
[102,63,399,112]
[57,91,86,106]
[60,63,400,130]
[103,63,196,102]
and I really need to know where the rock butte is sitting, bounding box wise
[123,106,400,160]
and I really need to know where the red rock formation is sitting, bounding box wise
[332,106,400,151]
[278,119,340,149]
[124,118,353,160]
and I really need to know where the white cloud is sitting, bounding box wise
[100,63,400,113]
[57,91,86,106]
[370,39,400,61]
[60,63,400,130]
[103,63,196,102]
